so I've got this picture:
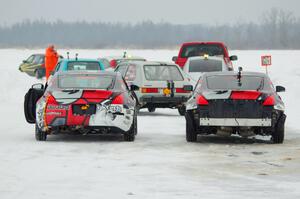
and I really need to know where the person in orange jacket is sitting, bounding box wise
[45,45,59,80]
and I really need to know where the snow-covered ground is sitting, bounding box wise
[0,49,300,199]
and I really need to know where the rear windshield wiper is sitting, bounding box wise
[256,80,264,91]
[62,89,80,94]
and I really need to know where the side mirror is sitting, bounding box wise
[130,84,140,91]
[172,56,178,62]
[32,83,44,90]
[276,85,285,92]
[183,85,193,91]
[230,55,238,61]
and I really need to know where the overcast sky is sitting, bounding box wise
[0,0,299,25]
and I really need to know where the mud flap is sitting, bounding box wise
[24,88,44,124]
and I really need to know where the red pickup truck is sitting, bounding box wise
[172,42,237,69]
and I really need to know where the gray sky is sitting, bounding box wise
[0,0,299,25]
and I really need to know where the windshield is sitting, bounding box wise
[144,65,184,81]
[57,74,114,90]
[206,75,265,90]
[181,44,225,58]
[67,61,100,71]
[189,59,223,72]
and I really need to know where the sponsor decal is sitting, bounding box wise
[47,105,69,110]
[109,105,122,113]
[46,112,62,116]
[81,104,90,110]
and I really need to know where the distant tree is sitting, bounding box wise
[0,8,299,49]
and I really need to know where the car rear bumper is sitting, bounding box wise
[199,118,272,127]
[140,96,189,107]
[37,103,134,132]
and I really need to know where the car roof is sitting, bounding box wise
[31,54,45,56]
[124,60,178,66]
[202,71,268,78]
[181,41,226,46]
[55,70,118,76]
[103,56,145,60]
[60,58,100,62]
[187,56,225,62]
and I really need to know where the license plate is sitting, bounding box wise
[72,104,96,115]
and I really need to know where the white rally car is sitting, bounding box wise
[115,61,193,115]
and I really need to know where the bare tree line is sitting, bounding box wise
[0,8,299,49]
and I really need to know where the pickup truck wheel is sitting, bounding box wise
[185,111,197,142]
[272,114,286,144]
[178,105,186,116]
[148,107,156,113]
[35,124,47,141]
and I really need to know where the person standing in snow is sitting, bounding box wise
[45,45,59,80]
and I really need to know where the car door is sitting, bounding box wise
[24,84,45,123]
[115,63,128,77]
[124,64,136,84]
[120,76,138,107]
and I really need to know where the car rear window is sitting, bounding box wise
[181,44,225,58]
[144,65,184,81]
[58,74,114,90]
[67,61,100,71]
[206,75,265,90]
[189,59,223,72]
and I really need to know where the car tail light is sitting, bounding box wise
[141,88,159,93]
[230,91,261,100]
[111,94,124,104]
[197,95,209,105]
[47,94,57,104]
[110,60,117,68]
[176,88,190,93]
[176,58,187,67]
[263,95,275,106]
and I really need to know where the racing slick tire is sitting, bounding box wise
[124,113,137,142]
[148,107,156,113]
[35,124,47,141]
[178,105,186,116]
[272,114,286,144]
[185,111,197,142]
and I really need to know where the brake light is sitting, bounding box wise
[112,94,124,104]
[197,95,209,105]
[176,88,190,93]
[141,88,159,93]
[47,94,57,104]
[110,60,117,68]
[263,95,275,106]
[230,91,261,100]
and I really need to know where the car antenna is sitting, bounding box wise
[67,52,70,59]
[237,67,243,87]
[75,53,78,61]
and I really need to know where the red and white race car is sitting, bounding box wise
[24,71,139,141]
